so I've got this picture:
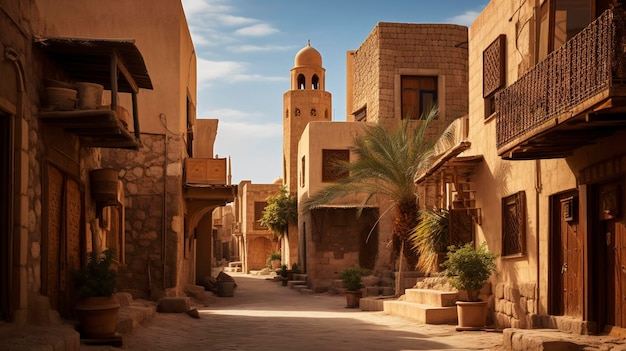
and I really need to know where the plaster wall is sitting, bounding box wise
[466,0,626,329]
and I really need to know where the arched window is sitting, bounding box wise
[312,75,319,90]
[297,74,306,90]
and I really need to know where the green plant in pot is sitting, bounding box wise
[267,252,281,269]
[279,264,289,286]
[441,242,497,330]
[72,248,120,338]
[340,266,369,308]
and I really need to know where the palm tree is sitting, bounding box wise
[304,106,448,270]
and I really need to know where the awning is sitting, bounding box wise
[415,141,483,184]
[36,37,153,92]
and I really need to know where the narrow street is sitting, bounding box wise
[81,273,504,351]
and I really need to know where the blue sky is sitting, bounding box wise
[181,0,487,185]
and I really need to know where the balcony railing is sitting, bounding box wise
[496,8,626,156]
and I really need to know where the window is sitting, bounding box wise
[401,76,437,120]
[322,149,349,182]
[297,74,306,90]
[483,35,506,119]
[354,106,367,122]
[538,0,593,62]
[253,201,268,230]
[312,75,319,90]
[502,191,526,256]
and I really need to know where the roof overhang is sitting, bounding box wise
[415,141,483,185]
[36,37,153,91]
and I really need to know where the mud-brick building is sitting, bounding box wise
[297,23,469,292]
[234,180,282,273]
[0,0,234,343]
[418,0,626,334]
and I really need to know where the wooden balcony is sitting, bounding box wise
[496,9,626,160]
[183,158,236,208]
[37,37,153,150]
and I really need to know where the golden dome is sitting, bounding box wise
[294,42,322,67]
[272,177,283,185]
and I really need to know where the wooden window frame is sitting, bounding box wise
[253,201,268,230]
[322,149,349,182]
[502,191,526,257]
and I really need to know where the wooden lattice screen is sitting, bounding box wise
[483,34,506,98]
[322,149,349,182]
[502,191,526,256]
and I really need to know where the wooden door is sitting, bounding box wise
[549,191,582,317]
[594,180,626,330]
[0,112,11,321]
[44,165,82,317]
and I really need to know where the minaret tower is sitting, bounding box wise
[283,41,332,192]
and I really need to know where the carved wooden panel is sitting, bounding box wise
[45,165,63,310]
[322,149,349,182]
[502,191,526,256]
[483,34,506,98]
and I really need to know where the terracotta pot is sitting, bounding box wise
[345,290,362,308]
[455,300,488,331]
[74,296,120,338]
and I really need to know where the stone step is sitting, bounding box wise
[383,300,458,324]
[293,273,307,281]
[288,280,307,289]
[403,289,458,307]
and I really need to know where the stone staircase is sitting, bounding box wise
[381,289,458,324]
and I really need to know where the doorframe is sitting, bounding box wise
[0,108,14,321]
[548,189,584,317]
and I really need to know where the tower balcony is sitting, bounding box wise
[496,9,626,160]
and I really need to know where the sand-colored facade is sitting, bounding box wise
[234,181,282,273]
[420,0,626,333]
[297,23,469,292]
[0,0,234,338]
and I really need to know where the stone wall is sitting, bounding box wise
[102,134,184,299]
[351,23,468,128]
[493,282,538,329]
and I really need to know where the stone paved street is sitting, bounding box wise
[80,273,504,351]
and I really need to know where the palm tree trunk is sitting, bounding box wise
[395,241,404,296]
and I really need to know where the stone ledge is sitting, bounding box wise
[502,328,626,350]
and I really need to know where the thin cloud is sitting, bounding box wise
[446,10,480,26]
[205,108,265,121]
[196,58,286,85]
[234,23,279,37]
[226,44,294,53]
[213,120,282,139]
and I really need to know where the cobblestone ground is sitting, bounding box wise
[81,273,504,351]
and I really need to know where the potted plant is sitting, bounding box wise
[267,252,281,270]
[71,248,120,338]
[340,266,368,308]
[279,264,289,286]
[441,242,497,330]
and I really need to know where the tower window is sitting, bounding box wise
[312,75,319,90]
[297,74,306,90]
[401,75,437,120]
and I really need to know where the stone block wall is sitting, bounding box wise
[493,282,538,329]
[351,23,468,129]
